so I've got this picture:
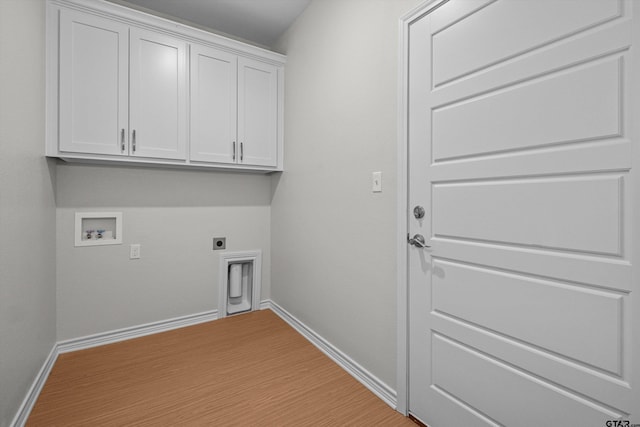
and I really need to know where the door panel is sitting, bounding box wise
[129,28,187,160]
[431,0,622,86]
[433,175,623,255]
[190,45,237,164]
[431,335,623,425]
[432,58,622,162]
[59,10,128,155]
[238,57,278,167]
[432,259,622,374]
[408,0,638,424]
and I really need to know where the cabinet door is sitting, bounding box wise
[59,10,129,155]
[190,45,237,163]
[129,28,187,160]
[238,58,278,167]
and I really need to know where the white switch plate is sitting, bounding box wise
[372,171,382,192]
[130,244,141,259]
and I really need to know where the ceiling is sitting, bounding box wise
[111,0,312,48]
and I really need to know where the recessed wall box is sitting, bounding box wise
[213,237,226,250]
[218,250,262,317]
[75,212,122,247]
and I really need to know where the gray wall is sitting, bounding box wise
[0,0,57,425]
[271,0,422,390]
[0,0,422,422]
[56,164,271,340]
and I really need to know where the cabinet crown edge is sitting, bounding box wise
[47,0,287,66]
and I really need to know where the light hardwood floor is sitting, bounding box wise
[28,309,416,426]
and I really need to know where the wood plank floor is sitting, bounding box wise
[28,309,416,426]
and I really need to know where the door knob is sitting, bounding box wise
[408,234,430,248]
[413,205,425,219]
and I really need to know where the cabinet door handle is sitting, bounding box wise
[132,130,136,153]
[232,141,236,161]
[120,129,125,152]
[240,142,243,162]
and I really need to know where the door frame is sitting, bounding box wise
[396,0,446,415]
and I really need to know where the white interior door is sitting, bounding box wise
[407,1,640,425]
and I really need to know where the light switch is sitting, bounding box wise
[372,171,382,193]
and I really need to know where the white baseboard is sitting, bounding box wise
[10,345,58,427]
[11,309,218,427]
[263,299,398,408]
[57,309,219,354]
[259,299,271,310]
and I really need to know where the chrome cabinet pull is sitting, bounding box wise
[120,129,125,152]
[232,141,236,160]
[132,130,136,153]
[240,142,243,161]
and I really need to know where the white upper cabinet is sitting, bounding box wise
[238,58,278,167]
[190,45,238,163]
[129,28,187,160]
[58,11,187,160]
[190,48,279,167]
[59,9,128,156]
[48,0,285,172]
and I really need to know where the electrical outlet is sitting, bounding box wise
[130,244,141,259]
[213,237,226,250]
